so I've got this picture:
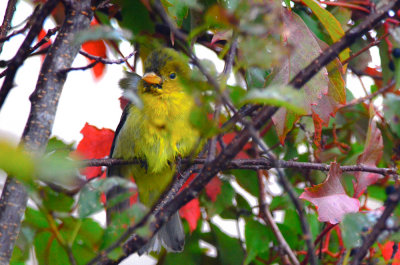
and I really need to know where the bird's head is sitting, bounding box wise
[140,48,190,95]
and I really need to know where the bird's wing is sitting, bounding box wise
[109,103,130,159]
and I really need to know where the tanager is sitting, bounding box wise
[106,48,200,254]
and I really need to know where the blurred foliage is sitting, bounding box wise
[3,0,400,264]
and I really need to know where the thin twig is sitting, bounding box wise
[29,26,59,53]
[249,128,317,265]
[257,168,300,265]
[61,51,135,73]
[341,79,395,109]
[0,1,60,110]
[342,33,389,66]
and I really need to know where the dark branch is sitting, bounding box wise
[350,187,400,264]
[0,1,59,110]
[61,51,135,73]
[84,157,397,176]
[0,0,18,53]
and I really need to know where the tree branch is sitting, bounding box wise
[350,187,400,264]
[0,1,60,110]
[61,51,135,73]
[84,157,397,176]
[0,1,94,264]
[257,169,299,265]
[0,0,18,53]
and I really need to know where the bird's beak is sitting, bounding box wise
[142,72,162,85]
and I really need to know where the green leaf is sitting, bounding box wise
[243,85,307,115]
[78,177,135,218]
[0,140,35,181]
[232,170,259,197]
[34,231,70,265]
[101,204,148,260]
[211,223,244,265]
[165,0,202,26]
[117,0,155,35]
[384,93,400,137]
[228,85,246,107]
[37,152,82,187]
[245,67,270,89]
[340,212,375,249]
[41,186,74,212]
[202,180,235,217]
[70,218,104,264]
[189,106,218,137]
[11,226,35,264]
[46,137,74,156]
[244,219,271,264]
[74,25,132,44]
[24,207,49,229]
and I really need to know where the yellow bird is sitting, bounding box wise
[106,48,200,254]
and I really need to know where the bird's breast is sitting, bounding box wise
[114,93,199,173]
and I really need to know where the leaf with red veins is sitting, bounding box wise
[271,10,330,143]
[179,198,201,232]
[205,176,222,202]
[353,113,383,198]
[73,123,114,179]
[300,162,360,224]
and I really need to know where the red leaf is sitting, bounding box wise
[300,162,360,224]
[219,132,251,158]
[37,28,53,62]
[38,28,52,50]
[205,177,222,202]
[379,242,400,264]
[74,123,114,179]
[177,174,201,232]
[81,40,107,80]
[353,107,383,198]
[81,18,107,80]
[179,198,200,232]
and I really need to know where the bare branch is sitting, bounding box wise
[0,1,60,110]
[0,0,18,53]
[61,51,135,73]
[85,158,397,177]
[257,168,299,265]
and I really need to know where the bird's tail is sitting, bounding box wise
[138,211,185,255]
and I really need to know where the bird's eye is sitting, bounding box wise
[169,73,176,79]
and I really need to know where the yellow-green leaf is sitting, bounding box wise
[0,141,35,181]
[302,0,350,63]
